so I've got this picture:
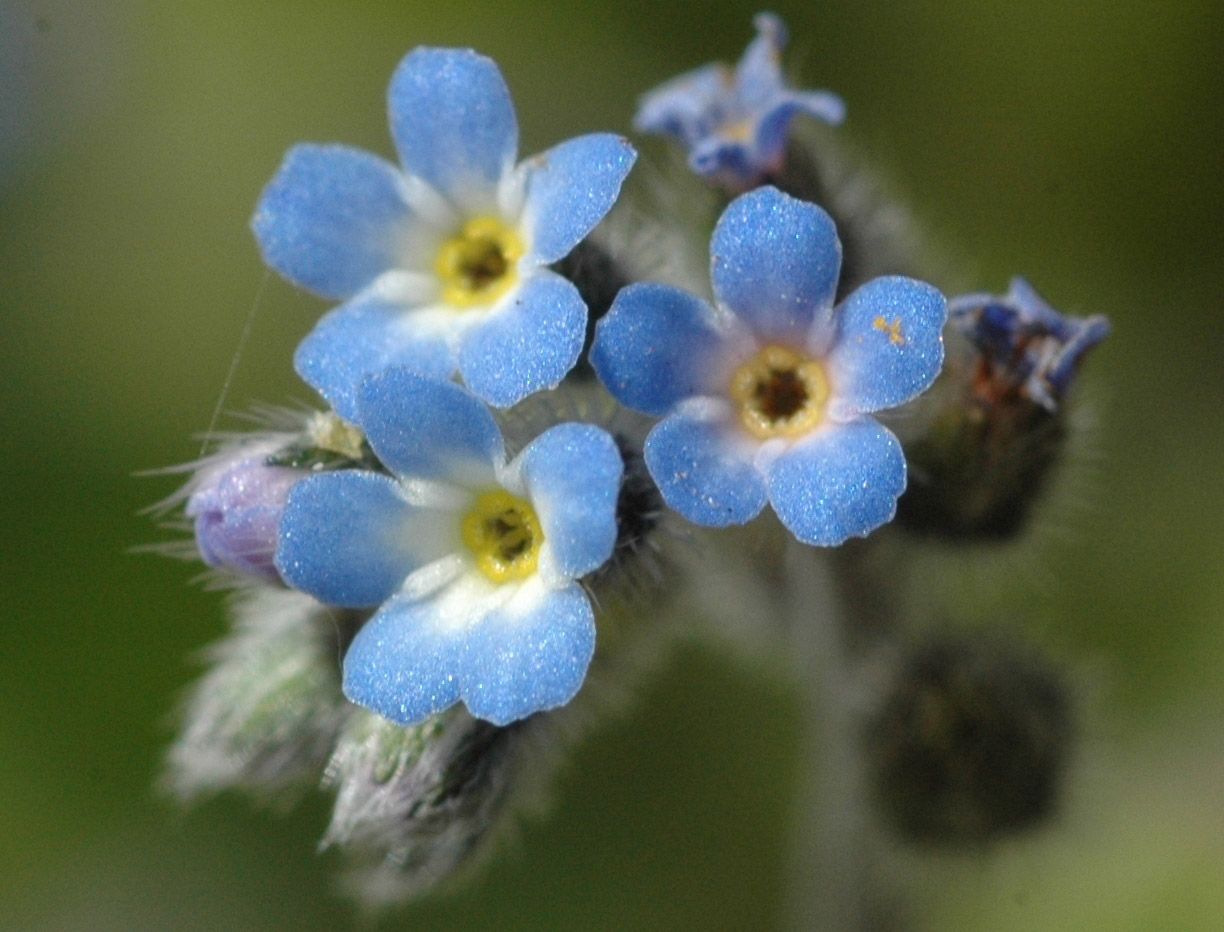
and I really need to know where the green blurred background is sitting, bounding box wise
[2,0,1221,929]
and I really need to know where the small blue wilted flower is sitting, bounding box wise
[252,47,637,417]
[591,186,945,547]
[274,368,623,727]
[950,277,1110,411]
[186,445,302,583]
[634,12,844,190]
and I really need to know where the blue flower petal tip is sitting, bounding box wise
[255,47,636,413]
[275,368,623,726]
[633,13,844,188]
[461,583,597,726]
[341,598,464,726]
[767,419,907,547]
[593,186,946,545]
[949,277,1110,411]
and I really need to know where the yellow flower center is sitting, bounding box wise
[460,489,543,583]
[721,117,756,143]
[728,344,829,439]
[434,216,524,309]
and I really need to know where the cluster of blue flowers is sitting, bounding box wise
[179,16,1102,750]
[184,31,946,731]
[164,14,1113,909]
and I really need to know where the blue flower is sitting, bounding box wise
[949,277,1110,411]
[274,368,623,727]
[252,48,637,418]
[590,186,946,547]
[633,13,844,189]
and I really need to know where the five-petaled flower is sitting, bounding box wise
[590,186,946,547]
[274,368,623,727]
[633,12,844,190]
[252,47,636,418]
[949,277,1110,412]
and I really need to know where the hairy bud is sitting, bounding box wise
[186,448,302,582]
[896,278,1109,539]
[322,707,536,904]
[864,632,1073,845]
[166,588,353,800]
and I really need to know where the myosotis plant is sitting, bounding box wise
[156,16,1109,929]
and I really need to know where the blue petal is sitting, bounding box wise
[251,144,415,300]
[275,472,429,606]
[643,399,767,527]
[590,283,728,415]
[357,368,503,483]
[827,276,946,417]
[766,418,906,546]
[710,187,841,344]
[633,63,730,143]
[293,293,454,423]
[733,12,788,111]
[341,593,465,725]
[462,580,595,726]
[387,48,517,206]
[514,423,622,581]
[522,133,636,264]
[1006,276,1072,333]
[753,91,846,163]
[457,270,585,408]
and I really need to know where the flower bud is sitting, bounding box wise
[896,277,1109,539]
[186,446,302,582]
[864,631,1073,846]
[166,588,352,800]
[322,707,532,904]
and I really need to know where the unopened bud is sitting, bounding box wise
[864,632,1073,846]
[896,277,1109,539]
[166,588,352,800]
[323,707,531,904]
[186,447,301,582]
[948,277,1110,412]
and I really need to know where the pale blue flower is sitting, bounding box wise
[634,13,844,189]
[591,186,946,546]
[274,369,623,727]
[253,48,636,417]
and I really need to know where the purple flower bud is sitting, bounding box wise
[186,451,302,582]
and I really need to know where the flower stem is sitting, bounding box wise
[783,540,905,932]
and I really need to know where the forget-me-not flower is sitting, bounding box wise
[949,277,1110,412]
[274,368,623,727]
[591,186,946,547]
[633,13,844,189]
[252,48,637,417]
